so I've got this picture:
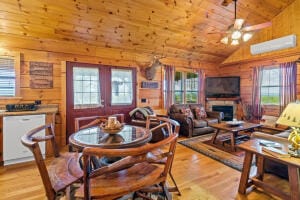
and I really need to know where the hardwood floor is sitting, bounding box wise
[0,141,289,200]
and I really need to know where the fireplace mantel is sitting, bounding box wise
[206,97,241,101]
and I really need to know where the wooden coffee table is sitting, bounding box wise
[238,139,300,200]
[209,122,262,151]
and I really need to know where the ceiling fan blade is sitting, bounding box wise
[234,18,244,29]
[242,22,272,32]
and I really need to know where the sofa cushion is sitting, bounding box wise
[169,104,189,114]
[204,118,218,124]
[194,106,207,120]
[193,119,207,128]
[189,103,203,110]
[180,108,194,119]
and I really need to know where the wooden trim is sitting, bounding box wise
[220,52,300,67]
[61,61,67,146]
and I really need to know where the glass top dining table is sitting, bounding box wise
[69,124,152,150]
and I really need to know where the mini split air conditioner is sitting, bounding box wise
[250,34,297,55]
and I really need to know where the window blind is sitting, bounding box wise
[0,57,15,96]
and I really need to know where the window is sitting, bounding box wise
[174,71,198,104]
[260,66,280,105]
[111,69,133,105]
[0,57,15,96]
[73,67,101,108]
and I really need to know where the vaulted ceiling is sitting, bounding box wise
[0,0,295,64]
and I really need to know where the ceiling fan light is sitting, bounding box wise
[234,19,245,29]
[231,39,239,45]
[221,36,229,44]
[231,30,242,40]
[243,33,253,42]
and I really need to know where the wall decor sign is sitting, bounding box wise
[141,81,159,89]
[30,61,53,88]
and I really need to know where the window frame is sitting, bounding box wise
[260,65,280,106]
[0,51,21,99]
[174,70,199,104]
[111,68,134,106]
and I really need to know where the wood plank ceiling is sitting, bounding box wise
[0,0,295,64]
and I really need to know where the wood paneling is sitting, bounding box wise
[0,0,297,147]
[0,0,294,64]
[222,0,300,64]
[0,46,218,147]
[218,1,300,117]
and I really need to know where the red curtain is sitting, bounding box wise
[196,69,205,105]
[164,65,175,109]
[251,66,264,120]
[279,61,297,112]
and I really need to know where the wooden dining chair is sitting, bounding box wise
[145,115,181,196]
[21,123,83,200]
[75,132,178,200]
[74,113,125,132]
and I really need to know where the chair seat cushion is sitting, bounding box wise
[193,119,208,128]
[75,162,163,199]
[204,118,218,124]
[48,152,83,192]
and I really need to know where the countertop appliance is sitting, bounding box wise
[3,114,45,165]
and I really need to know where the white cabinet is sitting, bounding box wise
[3,114,45,165]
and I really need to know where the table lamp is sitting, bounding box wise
[276,102,300,157]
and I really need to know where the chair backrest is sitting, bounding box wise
[74,113,125,132]
[21,123,59,199]
[81,132,178,199]
[146,115,180,137]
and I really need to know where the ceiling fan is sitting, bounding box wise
[220,0,272,45]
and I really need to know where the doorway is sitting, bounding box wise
[66,62,136,140]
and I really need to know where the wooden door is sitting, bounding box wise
[66,62,136,140]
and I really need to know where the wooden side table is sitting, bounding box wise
[238,139,300,200]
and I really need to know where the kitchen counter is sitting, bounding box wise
[0,104,58,116]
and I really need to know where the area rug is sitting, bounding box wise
[178,133,245,171]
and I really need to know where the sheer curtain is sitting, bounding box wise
[279,61,297,112]
[164,65,175,109]
[251,66,264,120]
[196,69,205,105]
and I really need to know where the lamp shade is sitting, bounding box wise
[276,102,300,127]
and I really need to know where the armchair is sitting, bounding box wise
[168,104,223,137]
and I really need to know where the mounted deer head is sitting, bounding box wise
[144,56,164,80]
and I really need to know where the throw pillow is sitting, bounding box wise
[194,106,207,120]
[180,108,194,119]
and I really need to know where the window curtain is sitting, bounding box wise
[196,69,205,105]
[164,65,175,109]
[279,61,297,112]
[251,66,264,120]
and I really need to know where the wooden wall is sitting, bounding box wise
[0,37,218,146]
[217,0,300,117]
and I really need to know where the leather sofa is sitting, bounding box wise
[168,104,224,137]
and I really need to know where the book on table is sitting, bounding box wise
[259,139,282,148]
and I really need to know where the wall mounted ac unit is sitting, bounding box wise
[250,34,297,55]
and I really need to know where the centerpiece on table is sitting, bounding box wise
[100,116,124,134]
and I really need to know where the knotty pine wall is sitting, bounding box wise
[217,0,300,117]
[0,41,218,146]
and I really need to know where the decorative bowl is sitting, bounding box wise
[100,124,124,134]
[226,121,244,126]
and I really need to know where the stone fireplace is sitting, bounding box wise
[206,98,240,121]
[212,105,233,121]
